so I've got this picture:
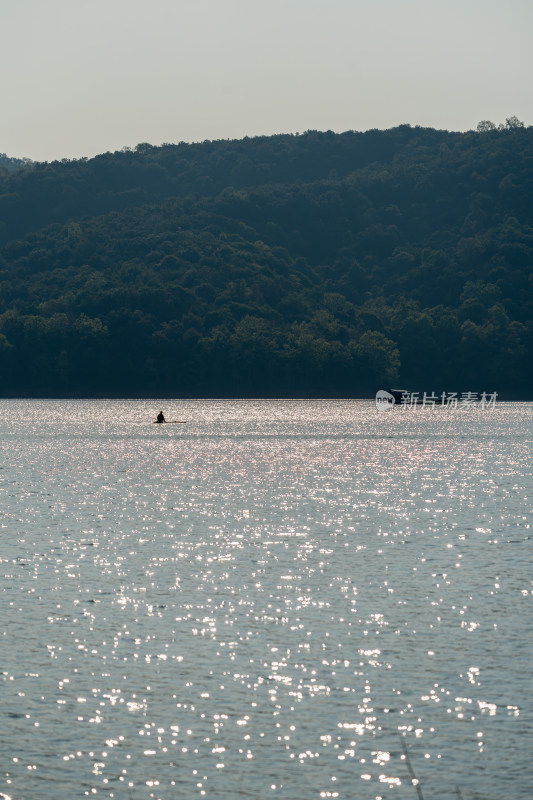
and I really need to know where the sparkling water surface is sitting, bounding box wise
[1,399,532,800]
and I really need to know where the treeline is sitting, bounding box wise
[0,153,33,176]
[0,126,452,243]
[0,124,532,397]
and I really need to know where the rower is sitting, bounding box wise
[156,410,166,424]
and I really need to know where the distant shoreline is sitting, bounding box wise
[0,394,526,402]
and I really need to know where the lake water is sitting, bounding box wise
[0,399,532,800]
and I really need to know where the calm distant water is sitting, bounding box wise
[1,399,532,800]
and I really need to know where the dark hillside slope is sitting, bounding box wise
[0,126,532,397]
[1,126,461,243]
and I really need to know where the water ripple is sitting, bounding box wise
[0,400,531,800]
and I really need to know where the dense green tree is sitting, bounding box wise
[0,124,532,397]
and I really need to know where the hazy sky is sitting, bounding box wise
[2,0,532,162]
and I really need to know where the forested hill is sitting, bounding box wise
[0,126,464,243]
[0,124,532,398]
[0,153,33,176]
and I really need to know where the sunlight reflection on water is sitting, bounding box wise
[0,400,532,800]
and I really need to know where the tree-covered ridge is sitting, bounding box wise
[0,126,493,243]
[0,153,33,176]
[0,125,532,397]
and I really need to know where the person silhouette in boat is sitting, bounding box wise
[156,410,166,424]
